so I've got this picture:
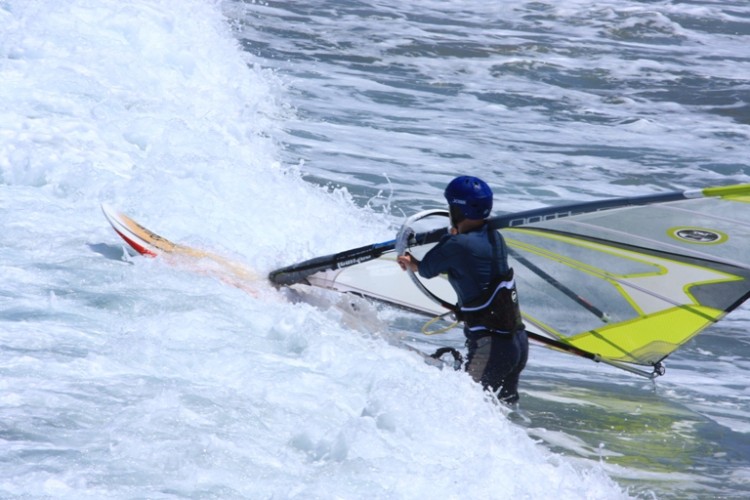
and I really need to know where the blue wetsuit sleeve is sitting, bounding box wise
[417,235,464,279]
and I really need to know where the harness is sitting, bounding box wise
[455,229,524,334]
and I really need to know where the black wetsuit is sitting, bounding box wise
[418,224,528,403]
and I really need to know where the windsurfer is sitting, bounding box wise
[397,176,528,404]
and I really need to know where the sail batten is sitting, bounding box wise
[658,203,750,229]
[513,224,750,272]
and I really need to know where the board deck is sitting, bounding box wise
[101,204,259,290]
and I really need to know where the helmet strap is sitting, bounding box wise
[449,205,465,230]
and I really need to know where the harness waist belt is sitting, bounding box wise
[460,277,515,314]
[457,269,524,334]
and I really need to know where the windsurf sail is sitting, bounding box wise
[272,184,750,377]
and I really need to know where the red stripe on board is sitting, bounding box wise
[114,228,158,257]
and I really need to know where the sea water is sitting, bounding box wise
[1,0,749,498]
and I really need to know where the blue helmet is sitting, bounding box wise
[444,176,493,220]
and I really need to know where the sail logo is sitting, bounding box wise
[669,227,727,245]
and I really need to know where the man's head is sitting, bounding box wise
[444,176,493,226]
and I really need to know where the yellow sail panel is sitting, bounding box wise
[564,306,724,364]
